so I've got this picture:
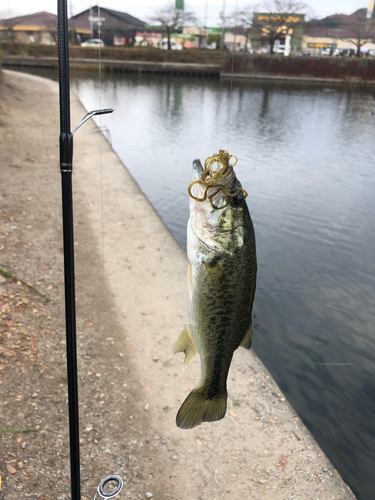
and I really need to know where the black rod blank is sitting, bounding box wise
[57,0,81,499]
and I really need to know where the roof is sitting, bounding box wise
[98,7,146,28]
[70,5,146,31]
[0,11,57,30]
[0,10,88,34]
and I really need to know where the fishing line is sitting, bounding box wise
[96,0,111,469]
[98,3,104,265]
[226,0,240,151]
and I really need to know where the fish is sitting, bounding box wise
[171,150,257,429]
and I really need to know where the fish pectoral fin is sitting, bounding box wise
[170,323,198,369]
[240,323,253,350]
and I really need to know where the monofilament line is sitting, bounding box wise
[97,0,109,456]
[98,3,104,265]
[227,0,240,151]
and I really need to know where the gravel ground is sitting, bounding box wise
[0,70,356,500]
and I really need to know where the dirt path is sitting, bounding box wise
[0,70,355,500]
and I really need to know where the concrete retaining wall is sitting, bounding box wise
[222,53,375,83]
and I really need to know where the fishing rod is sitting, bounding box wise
[57,0,121,498]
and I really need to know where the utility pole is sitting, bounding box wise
[204,0,208,48]
[220,0,226,50]
[68,0,76,45]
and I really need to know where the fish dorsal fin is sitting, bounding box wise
[240,323,252,350]
[170,323,198,369]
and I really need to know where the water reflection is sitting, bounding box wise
[259,87,270,120]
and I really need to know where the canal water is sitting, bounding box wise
[16,68,375,499]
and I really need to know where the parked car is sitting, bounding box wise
[302,49,311,56]
[320,48,332,56]
[255,47,269,54]
[333,48,355,57]
[274,45,286,54]
[81,39,105,48]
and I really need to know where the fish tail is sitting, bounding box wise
[176,387,227,429]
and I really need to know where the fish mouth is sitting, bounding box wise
[190,158,241,210]
[192,159,204,180]
[191,158,237,189]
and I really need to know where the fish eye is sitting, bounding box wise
[230,190,244,206]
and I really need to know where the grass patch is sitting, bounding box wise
[0,267,13,277]
[0,429,38,434]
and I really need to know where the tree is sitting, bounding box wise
[0,10,19,42]
[229,5,255,51]
[340,15,375,57]
[306,8,375,58]
[252,0,308,54]
[150,4,197,50]
[207,33,221,49]
[45,18,58,44]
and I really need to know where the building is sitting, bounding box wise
[182,26,209,48]
[302,9,375,55]
[69,6,146,47]
[180,26,247,50]
[0,11,58,44]
[251,13,305,55]
[134,31,162,48]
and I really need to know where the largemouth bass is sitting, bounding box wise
[172,151,257,429]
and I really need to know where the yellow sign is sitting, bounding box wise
[257,15,301,23]
[308,43,328,48]
[262,25,293,35]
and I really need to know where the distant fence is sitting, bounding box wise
[1,56,221,78]
[3,44,375,84]
[0,43,225,65]
[222,54,375,83]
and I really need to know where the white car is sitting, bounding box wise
[320,48,332,55]
[274,45,285,54]
[81,39,105,48]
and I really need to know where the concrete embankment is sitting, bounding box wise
[3,49,375,85]
[1,69,356,499]
[2,56,221,77]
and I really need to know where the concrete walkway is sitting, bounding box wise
[3,70,355,500]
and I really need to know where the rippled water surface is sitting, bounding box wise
[18,68,375,499]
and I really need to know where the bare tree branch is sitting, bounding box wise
[228,4,256,50]
[44,18,58,44]
[340,19,375,57]
[0,10,19,42]
[252,0,308,54]
[149,4,197,50]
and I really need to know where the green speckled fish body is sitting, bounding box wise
[172,158,257,429]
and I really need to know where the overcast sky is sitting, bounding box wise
[4,0,370,25]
